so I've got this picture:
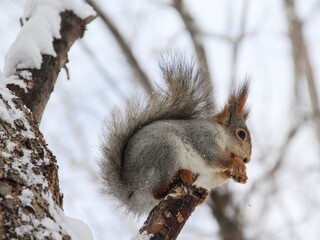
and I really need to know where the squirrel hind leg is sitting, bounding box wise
[152,169,195,199]
[176,169,195,186]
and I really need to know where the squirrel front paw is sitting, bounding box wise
[224,157,248,184]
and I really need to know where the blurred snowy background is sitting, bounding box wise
[1,0,320,239]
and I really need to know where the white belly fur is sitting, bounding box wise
[176,139,229,189]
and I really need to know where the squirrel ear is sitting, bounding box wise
[230,81,249,119]
[215,104,232,125]
[215,82,250,126]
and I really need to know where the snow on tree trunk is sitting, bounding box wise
[0,84,68,238]
[0,0,95,239]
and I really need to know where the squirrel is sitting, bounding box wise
[100,56,252,216]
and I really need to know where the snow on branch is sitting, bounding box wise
[4,0,95,77]
[3,0,96,122]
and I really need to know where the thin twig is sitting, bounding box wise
[172,0,214,92]
[229,0,250,86]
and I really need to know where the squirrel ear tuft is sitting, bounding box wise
[215,81,250,125]
[229,81,249,119]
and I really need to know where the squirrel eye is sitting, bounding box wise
[237,129,246,140]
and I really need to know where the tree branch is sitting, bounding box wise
[284,0,320,152]
[138,181,208,240]
[172,0,214,91]
[229,0,250,87]
[6,11,94,123]
[209,191,245,240]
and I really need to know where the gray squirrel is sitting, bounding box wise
[100,56,252,216]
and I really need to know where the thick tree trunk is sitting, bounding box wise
[0,92,67,238]
[0,1,95,239]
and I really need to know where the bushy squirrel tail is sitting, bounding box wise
[100,56,215,206]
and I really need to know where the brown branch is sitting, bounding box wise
[7,11,94,123]
[209,191,245,240]
[139,181,208,240]
[172,0,214,91]
[284,0,320,152]
[85,0,154,94]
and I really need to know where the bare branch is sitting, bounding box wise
[172,0,214,91]
[209,191,245,240]
[85,0,154,94]
[284,0,320,152]
[229,0,250,86]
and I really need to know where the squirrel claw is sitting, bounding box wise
[232,174,248,184]
[225,157,248,184]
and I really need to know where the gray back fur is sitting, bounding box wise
[100,56,214,209]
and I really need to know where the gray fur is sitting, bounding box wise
[100,57,250,216]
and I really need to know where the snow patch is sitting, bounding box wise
[18,208,32,222]
[0,73,35,137]
[19,70,32,80]
[64,216,94,240]
[1,75,28,92]
[132,231,153,240]
[19,188,34,206]
[16,225,34,236]
[4,0,95,77]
